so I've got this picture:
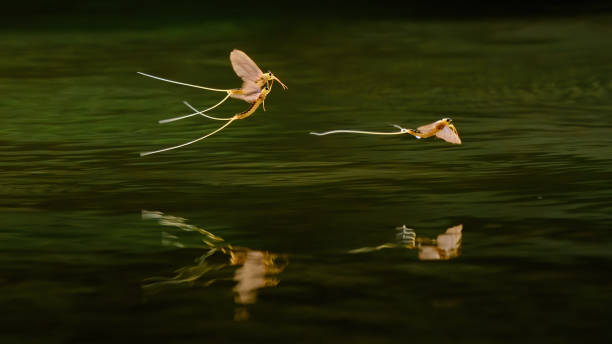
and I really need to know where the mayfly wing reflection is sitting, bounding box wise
[435,124,462,144]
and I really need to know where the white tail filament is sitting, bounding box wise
[140,118,236,156]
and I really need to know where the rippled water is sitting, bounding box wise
[1,16,611,343]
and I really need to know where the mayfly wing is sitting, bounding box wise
[230,49,263,83]
[417,120,441,134]
[229,80,262,103]
[435,124,462,144]
[447,124,462,144]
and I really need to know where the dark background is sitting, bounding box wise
[5,1,612,28]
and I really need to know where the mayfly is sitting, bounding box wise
[140,84,272,156]
[311,118,462,144]
[137,49,287,124]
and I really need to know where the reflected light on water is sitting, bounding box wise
[141,210,288,320]
[349,224,463,261]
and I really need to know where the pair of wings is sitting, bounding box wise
[417,121,462,144]
[229,49,265,103]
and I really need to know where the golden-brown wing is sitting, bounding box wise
[435,124,462,144]
[417,120,442,134]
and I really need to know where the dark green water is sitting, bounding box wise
[1,15,612,343]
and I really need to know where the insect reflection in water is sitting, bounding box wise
[141,210,288,321]
[349,224,463,260]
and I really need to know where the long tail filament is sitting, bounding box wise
[140,117,237,156]
[137,72,230,92]
[311,124,421,138]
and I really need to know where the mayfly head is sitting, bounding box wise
[265,71,287,90]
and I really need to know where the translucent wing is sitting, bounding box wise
[230,49,263,83]
[435,124,462,144]
[417,120,441,134]
[229,80,261,103]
